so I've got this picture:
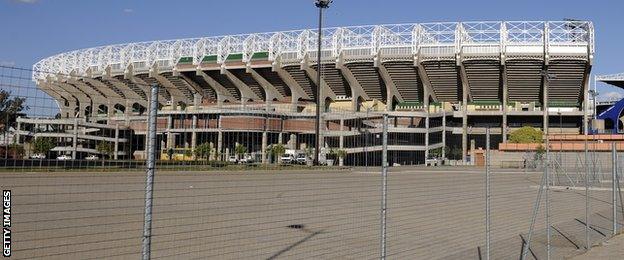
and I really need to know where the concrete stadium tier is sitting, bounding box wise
[23,21,594,163]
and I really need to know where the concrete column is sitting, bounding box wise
[425,115,430,160]
[114,124,120,160]
[543,72,549,134]
[15,119,21,145]
[442,113,446,159]
[502,65,509,142]
[72,118,78,159]
[461,64,469,164]
[107,102,114,120]
[166,116,173,149]
[462,105,468,163]
[217,130,223,161]
[261,131,268,164]
[191,115,197,151]
[470,139,476,165]
[339,118,345,166]
[278,132,283,144]
[289,133,297,150]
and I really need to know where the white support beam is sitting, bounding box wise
[336,62,370,110]
[246,67,286,102]
[196,70,237,104]
[222,69,261,101]
[377,63,404,110]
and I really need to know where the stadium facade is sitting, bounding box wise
[17,21,595,165]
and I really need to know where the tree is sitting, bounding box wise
[0,90,28,132]
[8,143,24,159]
[194,143,212,160]
[269,144,285,164]
[96,141,114,159]
[509,126,543,144]
[234,144,247,159]
[335,149,347,159]
[32,137,55,155]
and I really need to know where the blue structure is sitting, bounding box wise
[597,97,624,133]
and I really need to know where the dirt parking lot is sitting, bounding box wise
[1,166,619,259]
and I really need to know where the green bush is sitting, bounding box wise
[509,126,543,144]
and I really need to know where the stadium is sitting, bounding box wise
[17,21,595,165]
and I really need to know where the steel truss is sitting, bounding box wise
[33,21,594,81]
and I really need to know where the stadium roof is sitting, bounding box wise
[32,20,595,82]
[597,73,624,88]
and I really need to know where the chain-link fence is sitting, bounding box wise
[0,64,623,259]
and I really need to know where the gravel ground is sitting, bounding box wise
[0,166,620,259]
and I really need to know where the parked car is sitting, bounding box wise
[295,153,308,165]
[239,155,254,164]
[56,154,72,160]
[85,154,99,160]
[227,156,238,163]
[280,154,294,164]
[30,153,46,159]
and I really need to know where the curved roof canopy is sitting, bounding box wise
[32,20,595,82]
[597,73,624,88]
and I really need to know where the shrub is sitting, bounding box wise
[509,126,543,144]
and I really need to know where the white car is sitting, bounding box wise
[85,155,99,160]
[30,153,46,159]
[227,156,238,163]
[280,154,294,164]
[56,155,72,160]
[295,154,308,164]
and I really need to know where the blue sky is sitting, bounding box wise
[1,0,623,99]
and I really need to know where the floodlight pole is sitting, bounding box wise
[314,0,330,165]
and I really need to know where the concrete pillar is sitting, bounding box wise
[191,115,197,151]
[502,65,509,142]
[114,124,119,160]
[278,132,283,144]
[461,76,469,164]
[15,119,21,144]
[425,115,430,160]
[217,130,223,161]
[261,131,268,164]
[470,139,476,165]
[442,113,446,159]
[339,118,345,166]
[543,72,549,134]
[289,133,297,150]
[72,118,78,159]
[166,116,174,149]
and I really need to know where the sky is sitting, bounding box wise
[1,0,623,100]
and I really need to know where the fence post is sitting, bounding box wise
[380,114,388,260]
[584,133,590,249]
[142,84,159,260]
[545,134,551,260]
[613,142,618,235]
[485,127,491,260]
